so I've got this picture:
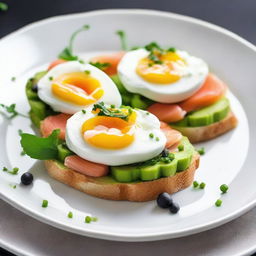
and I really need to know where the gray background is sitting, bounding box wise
[0,0,256,255]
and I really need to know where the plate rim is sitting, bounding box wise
[0,8,256,242]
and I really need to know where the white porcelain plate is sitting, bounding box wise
[0,9,255,242]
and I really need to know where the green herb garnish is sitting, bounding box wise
[178,144,184,151]
[220,184,229,193]
[89,62,111,70]
[0,2,8,11]
[18,129,23,136]
[85,216,92,223]
[68,211,73,218]
[199,182,206,189]
[84,70,91,75]
[2,167,19,175]
[155,137,160,142]
[42,200,48,208]
[20,129,60,160]
[197,147,205,155]
[149,133,154,139]
[11,77,16,82]
[82,109,86,114]
[92,102,130,120]
[193,181,199,188]
[215,199,222,207]
[9,184,17,189]
[0,103,27,119]
[167,47,176,52]
[116,30,128,51]
[49,76,53,81]
[58,25,90,61]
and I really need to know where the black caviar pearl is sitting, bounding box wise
[169,202,180,214]
[31,84,38,92]
[21,172,34,185]
[157,192,173,208]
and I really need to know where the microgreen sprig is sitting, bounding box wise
[116,30,128,51]
[0,103,27,119]
[58,25,90,61]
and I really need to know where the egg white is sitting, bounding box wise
[38,61,122,114]
[118,48,209,103]
[65,109,166,166]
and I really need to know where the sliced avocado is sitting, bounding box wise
[111,136,194,183]
[172,98,230,128]
[57,144,74,162]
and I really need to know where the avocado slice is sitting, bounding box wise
[57,143,74,162]
[111,137,194,183]
[25,71,58,128]
[171,98,230,127]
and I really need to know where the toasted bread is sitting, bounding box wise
[171,111,238,143]
[44,153,199,202]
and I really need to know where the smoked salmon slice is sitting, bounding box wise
[147,103,186,123]
[64,155,109,177]
[90,51,125,76]
[40,113,71,140]
[179,73,227,112]
[160,121,182,149]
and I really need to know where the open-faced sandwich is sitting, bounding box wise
[21,60,199,202]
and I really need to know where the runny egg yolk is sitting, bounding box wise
[81,111,136,150]
[51,72,104,105]
[136,52,186,84]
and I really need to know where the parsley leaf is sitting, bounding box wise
[89,62,111,70]
[116,30,128,51]
[20,129,60,160]
[58,25,90,61]
[0,103,27,119]
[0,2,8,11]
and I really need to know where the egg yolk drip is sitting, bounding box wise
[81,110,136,150]
[136,52,186,84]
[51,72,104,105]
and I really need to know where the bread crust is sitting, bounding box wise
[44,154,200,202]
[171,111,238,143]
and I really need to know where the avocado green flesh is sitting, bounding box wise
[57,144,74,162]
[110,137,194,183]
[171,98,230,127]
[26,71,58,128]
[111,75,153,109]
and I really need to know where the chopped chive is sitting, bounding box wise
[148,63,153,67]
[42,200,48,208]
[84,70,91,75]
[110,104,115,108]
[155,137,160,141]
[193,181,199,188]
[68,211,73,218]
[199,182,206,189]
[49,76,53,81]
[146,112,150,115]
[220,184,229,193]
[149,133,154,139]
[197,147,205,155]
[79,59,85,64]
[9,184,16,189]
[2,167,19,175]
[11,77,16,82]
[85,216,92,223]
[215,199,222,207]
[82,109,86,114]
[178,144,184,151]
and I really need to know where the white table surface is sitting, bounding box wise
[0,199,256,256]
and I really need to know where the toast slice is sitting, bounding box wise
[171,111,238,143]
[44,153,200,202]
